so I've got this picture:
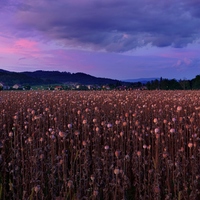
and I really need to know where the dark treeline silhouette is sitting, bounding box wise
[146,76,200,90]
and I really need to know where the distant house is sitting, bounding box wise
[13,84,22,90]
[102,85,110,90]
[76,85,80,89]
[117,86,127,90]
[87,85,95,90]
[54,86,63,90]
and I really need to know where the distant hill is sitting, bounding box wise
[0,70,48,86]
[0,69,9,73]
[0,69,122,86]
[123,78,158,84]
[22,70,121,85]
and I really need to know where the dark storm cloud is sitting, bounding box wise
[8,0,200,52]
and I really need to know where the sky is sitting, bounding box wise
[0,0,200,80]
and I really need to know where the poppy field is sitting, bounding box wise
[0,90,200,199]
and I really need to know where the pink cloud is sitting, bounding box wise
[0,36,40,56]
[14,39,39,51]
[173,57,193,70]
[183,57,192,65]
[175,60,182,67]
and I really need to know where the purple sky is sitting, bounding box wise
[0,0,200,80]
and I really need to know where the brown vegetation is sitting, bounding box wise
[0,90,200,199]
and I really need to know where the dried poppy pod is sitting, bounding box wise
[122,122,127,126]
[154,128,160,134]
[188,142,193,148]
[77,110,81,115]
[147,145,151,150]
[67,180,73,188]
[107,123,112,128]
[85,108,89,112]
[82,119,87,125]
[153,118,158,124]
[120,131,124,137]
[31,110,35,115]
[104,145,109,150]
[34,185,40,193]
[143,144,147,149]
[172,117,176,122]
[114,168,120,175]
[163,119,167,124]
[67,124,72,129]
[125,154,130,160]
[74,130,80,136]
[28,137,33,143]
[90,174,95,181]
[115,150,120,158]
[177,106,182,112]
[137,151,141,157]
[82,140,87,147]
[170,128,175,133]
[59,131,66,138]
[115,120,120,125]
[93,118,97,123]
[132,113,137,117]
[95,127,100,132]
[8,131,13,137]
[94,106,99,111]
[135,121,139,126]
[48,128,53,132]
[13,115,18,120]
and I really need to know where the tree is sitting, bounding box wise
[179,79,191,90]
[191,75,200,89]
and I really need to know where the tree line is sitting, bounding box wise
[146,75,200,90]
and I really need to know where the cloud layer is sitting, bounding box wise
[4,0,198,52]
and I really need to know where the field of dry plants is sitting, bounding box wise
[0,90,200,200]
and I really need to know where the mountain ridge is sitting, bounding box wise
[123,77,159,83]
[0,69,122,86]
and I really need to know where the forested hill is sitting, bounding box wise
[1,69,200,90]
[23,71,121,85]
[0,70,121,86]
